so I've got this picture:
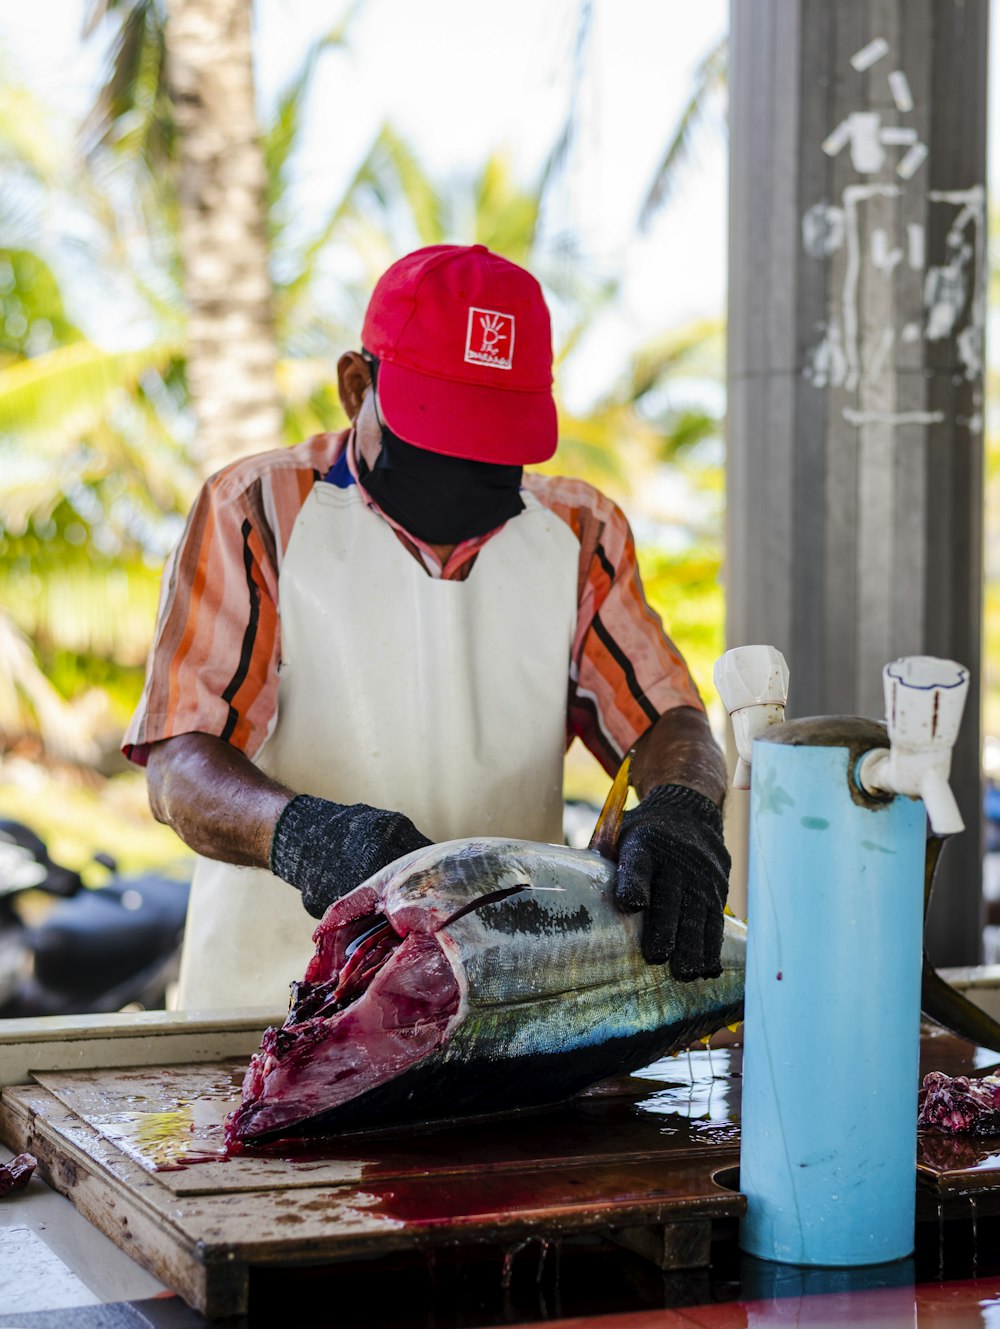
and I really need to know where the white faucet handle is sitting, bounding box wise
[714,646,790,789]
[860,655,970,835]
[714,645,789,715]
[883,657,969,751]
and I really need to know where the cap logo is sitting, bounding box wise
[464,307,515,370]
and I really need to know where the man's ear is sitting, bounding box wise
[337,351,371,422]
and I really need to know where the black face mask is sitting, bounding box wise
[359,359,524,544]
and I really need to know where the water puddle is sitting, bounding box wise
[75,1067,242,1171]
[628,1047,740,1144]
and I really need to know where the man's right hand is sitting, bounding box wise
[269,795,433,918]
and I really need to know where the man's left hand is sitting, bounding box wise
[614,783,731,980]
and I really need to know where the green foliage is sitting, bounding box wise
[82,0,174,172]
[0,251,80,358]
[618,319,724,406]
[0,340,179,442]
[0,537,163,667]
[278,373,349,447]
[984,581,1000,734]
[636,543,725,710]
[471,153,542,262]
[537,318,725,566]
[43,650,148,723]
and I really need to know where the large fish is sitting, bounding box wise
[225,757,746,1145]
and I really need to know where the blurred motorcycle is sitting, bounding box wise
[0,818,190,1018]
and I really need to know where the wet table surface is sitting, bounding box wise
[17,1048,745,1182]
[5,1028,1000,1323]
[10,1025,996,1182]
[0,1040,749,1319]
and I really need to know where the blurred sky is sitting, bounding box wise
[0,0,730,409]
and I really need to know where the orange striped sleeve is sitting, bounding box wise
[525,472,705,776]
[123,434,344,765]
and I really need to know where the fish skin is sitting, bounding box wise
[226,836,746,1144]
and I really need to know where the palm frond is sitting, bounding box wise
[472,153,542,265]
[0,340,177,442]
[549,278,620,371]
[0,459,86,532]
[81,0,174,172]
[82,0,122,38]
[638,34,728,232]
[372,124,446,248]
[277,358,347,444]
[277,122,444,321]
[84,406,194,515]
[535,1,593,211]
[532,408,633,493]
[265,9,359,233]
[0,555,163,664]
[0,80,61,180]
[0,251,82,357]
[657,407,719,460]
[616,317,725,407]
[0,610,102,764]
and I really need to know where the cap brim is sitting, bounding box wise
[376,359,557,464]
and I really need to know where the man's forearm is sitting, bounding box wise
[146,733,294,868]
[631,706,728,806]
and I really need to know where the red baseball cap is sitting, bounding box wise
[360,244,557,464]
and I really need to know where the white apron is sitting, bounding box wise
[176,483,580,1010]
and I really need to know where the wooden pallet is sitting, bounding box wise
[0,1045,745,1319]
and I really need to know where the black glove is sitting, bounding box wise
[270,795,433,919]
[615,783,731,980]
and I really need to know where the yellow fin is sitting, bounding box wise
[588,750,634,859]
[724,904,735,918]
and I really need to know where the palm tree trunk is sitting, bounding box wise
[166,0,283,476]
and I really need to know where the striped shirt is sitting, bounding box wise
[122,430,704,775]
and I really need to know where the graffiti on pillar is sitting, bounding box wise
[801,38,984,432]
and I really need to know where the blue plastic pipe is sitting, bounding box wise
[739,723,926,1266]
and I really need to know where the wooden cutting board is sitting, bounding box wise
[0,1047,745,1320]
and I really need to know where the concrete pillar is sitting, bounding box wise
[725,0,988,963]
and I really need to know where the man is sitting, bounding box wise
[123,243,730,1011]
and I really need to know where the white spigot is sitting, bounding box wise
[714,645,790,789]
[857,656,970,835]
